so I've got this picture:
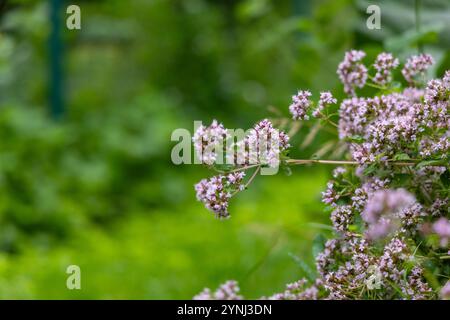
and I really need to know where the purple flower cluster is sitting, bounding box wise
[316,236,432,299]
[194,172,245,219]
[321,181,339,207]
[402,266,433,299]
[230,119,290,168]
[339,73,449,164]
[289,90,312,120]
[312,91,337,118]
[194,280,242,300]
[373,52,399,86]
[351,177,389,211]
[313,236,371,299]
[362,189,418,240]
[193,120,228,165]
[313,234,429,299]
[192,51,449,300]
[420,136,450,159]
[265,279,320,300]
[402,87,425,103]
[338,97,370,140]
[330,205,353,233]
[427,198,449,217]
[332,166,346,178]
[402,54,434,85]
[336,52,447,166]
[441,281,450,299]
[337,50,368,95]
[322,176,390,236]
[432,218,450,247]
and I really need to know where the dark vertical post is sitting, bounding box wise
[415,0,423,53]
[293,0,310,16]
[49,0,64,119]
[292,0,311,39]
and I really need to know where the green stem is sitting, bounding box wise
[286,159,422,167]
[228,164,260,173]
[366,82,387,90]
[232,166,261,196]
[317,110,339,128]
[244,166,260,189]
[223,158,441,175]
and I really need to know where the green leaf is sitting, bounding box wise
[393,173,411,187]
[363,163,378,176]
[312,234,327,258]
[393,153,411,161]
[213,164,235,172]
[440,170,450,188]
[345,135,364,143]
[385,24,444,53]
[416,159,446,169]
[288,253,316,281]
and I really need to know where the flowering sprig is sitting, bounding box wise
[373,52,399,86]
[191,50,449,299]
[337,50,368,95]
[289,90,312,120]
[402,53,434,86]
[193,120,228,165]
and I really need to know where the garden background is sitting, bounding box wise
[0,0,449,299]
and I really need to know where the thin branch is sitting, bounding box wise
[231,165,261,196]
[244,166,261,189]
[228,164,260,173]
[286,159,423,166]
[366,81,388,90]
[316,110,339,128]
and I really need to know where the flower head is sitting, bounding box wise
[289,90,312,120]
[194,280,243,300]
[402,54,434,85]
[193,120,228,165]
[231,119,290,168]
[373,52,399,86]
[313,91,337,118]
[432,218,450,247]
[337,50,368,95]
[441,281,450,300]
[362,189,417,240]
[194,172,245,219]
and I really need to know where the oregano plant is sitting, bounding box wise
[191,50,449,300]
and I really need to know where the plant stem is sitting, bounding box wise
[287,159,359,165]
[232,166,261,196]
[244,166,261,189]
[228,164,260,173]
[366,82,387,90]
[286,159,421,166]
[317,110,339,128]
[223,158,442,175]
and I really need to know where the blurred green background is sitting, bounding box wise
[0,0,449,299]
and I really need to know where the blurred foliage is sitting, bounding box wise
[0,172,329,299]
[0,0,448,298]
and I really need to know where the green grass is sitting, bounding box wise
[0,168,329,299]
